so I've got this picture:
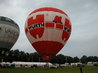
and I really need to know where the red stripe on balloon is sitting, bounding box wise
[56,24,63,29]
[64,18,71,29]
[29,7,68,16]
[32,41,64,56]
[62,30,70,42]
[46,23,54,28]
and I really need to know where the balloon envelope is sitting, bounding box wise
[25,7,72,61]
[0,16,20,51]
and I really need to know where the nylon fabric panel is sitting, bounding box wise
[64,18,71,29]
[27,14,44,26]
[62,30,70,42]
[32,41,64,56]
[46,23,54,28]
[29,7,68,16]
[29,27,44,39]
[0,16,20,51]
[56,24,63,29]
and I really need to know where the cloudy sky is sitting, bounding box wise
[0,0,98,57]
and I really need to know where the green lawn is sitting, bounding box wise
[0,66,98,73]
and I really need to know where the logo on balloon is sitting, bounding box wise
[27,14,71,42]
[27,14,44,39]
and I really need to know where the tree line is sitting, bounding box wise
[0,49,98,64]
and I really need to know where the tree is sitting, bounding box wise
[93,56,98,62]
[50,54,66,65]
[87,56,94,62]
[29,53,34,62]
[56,54,66,64]
[1,49,98,64]
[67,56,74,64]
[73,56,79,63]
[87,56,98,62]
[33,52,41,62]
[81,55,87,64]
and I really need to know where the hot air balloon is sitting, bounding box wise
[0,16,20,54]
[25,7,72,62]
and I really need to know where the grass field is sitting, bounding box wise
[0,66,98,73]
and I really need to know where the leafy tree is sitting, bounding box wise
[1,49,98,64]
[50,54,66,65]
[87,56,94,62]
[81,55,87,64]
[67,56,74,64]
[32,52,41,62]
[93,56,98,62]
[73,56,79,63]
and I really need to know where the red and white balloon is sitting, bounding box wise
[25,7,72,61]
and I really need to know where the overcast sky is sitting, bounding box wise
[0,0,98,57]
